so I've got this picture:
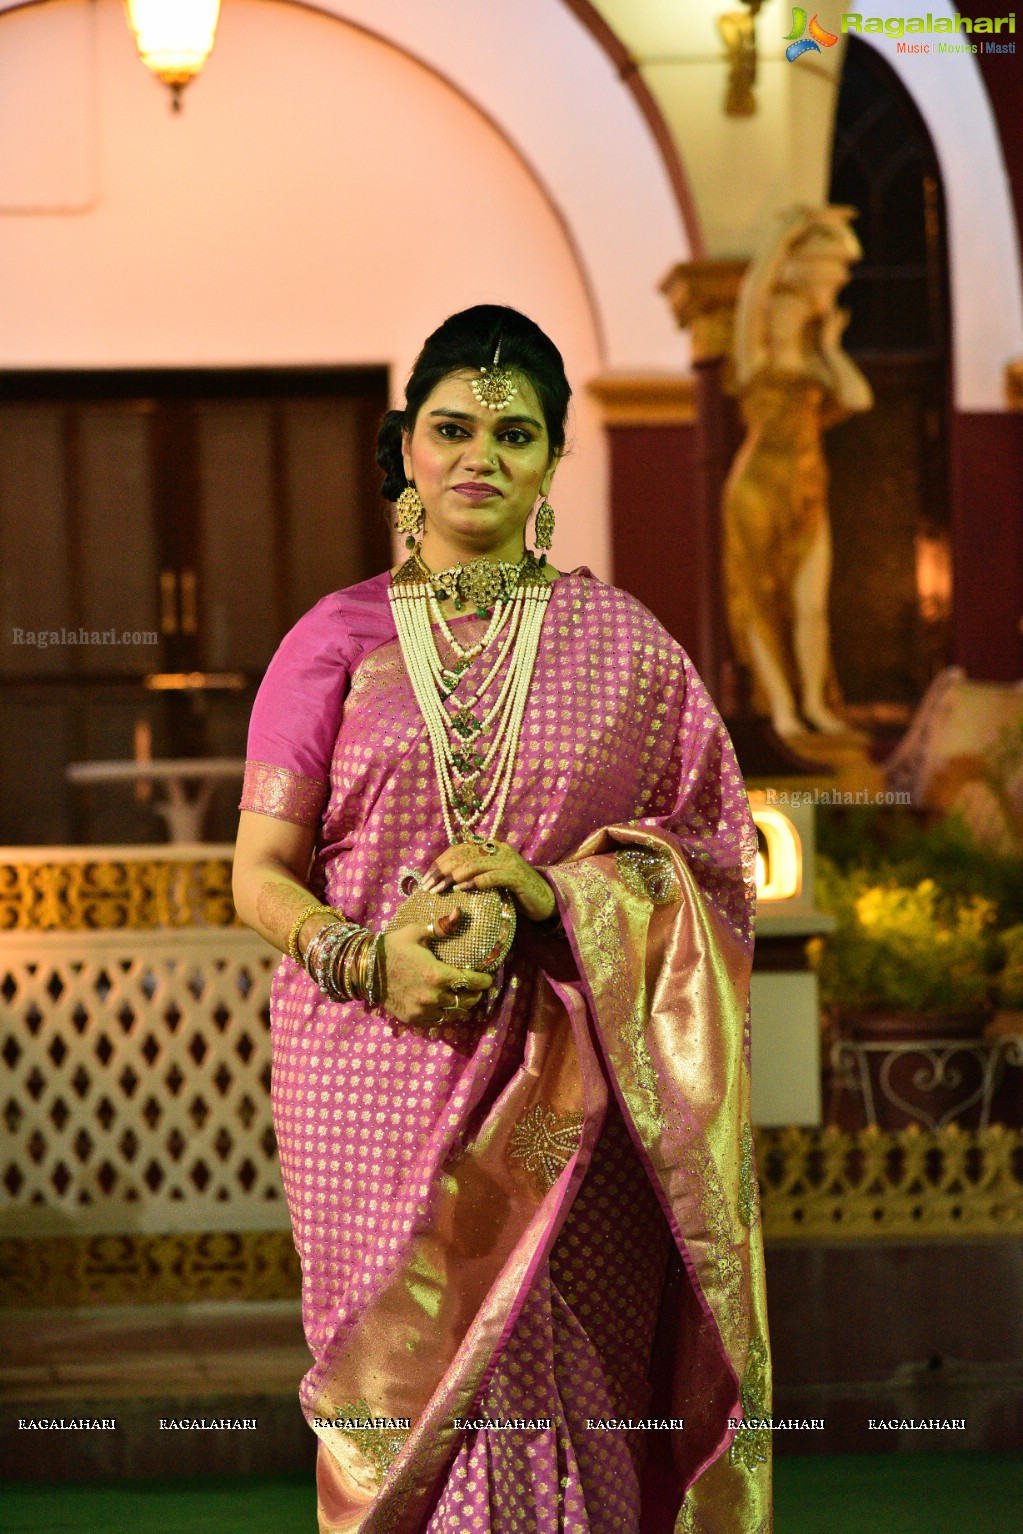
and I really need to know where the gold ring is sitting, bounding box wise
[482,842,499,856]
[427,920,438,940]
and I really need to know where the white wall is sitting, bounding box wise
[305,0,693,373]
[0,0,655,577]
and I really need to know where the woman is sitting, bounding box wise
[233,305,772,1534]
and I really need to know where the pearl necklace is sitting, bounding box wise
[389,546,552,845]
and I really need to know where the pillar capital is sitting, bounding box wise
[586,373,696,428]
[660,259,748,364]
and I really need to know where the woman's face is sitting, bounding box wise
[402,369,558,560]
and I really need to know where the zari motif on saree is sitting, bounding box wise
[508,1102,585,1194]
[731,1338,771,1471]
[614,846,682,905]
[318,1397,410,1480]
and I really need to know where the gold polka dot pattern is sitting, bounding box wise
[260,573,756,1526]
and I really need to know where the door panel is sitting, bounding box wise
[76,404,159,675]
[0,368,388,845]
[0,406,72,677]
[195,400,280,674]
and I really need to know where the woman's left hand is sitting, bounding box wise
[420,841,556,923]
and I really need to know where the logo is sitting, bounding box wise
[784,8,839,60]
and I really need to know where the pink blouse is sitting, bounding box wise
[238,571,395,828]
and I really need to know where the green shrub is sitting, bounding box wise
[808,858,998,1015]
[816,807,1023,928]
[999,925,1023,1008]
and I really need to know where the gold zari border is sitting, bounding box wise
[239,760,326,827]
[756,1122,1023,1242]
[5,1123,1014,1310]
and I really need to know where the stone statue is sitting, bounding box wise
[723,206,873,737]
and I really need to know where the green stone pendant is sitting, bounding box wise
[451,708,481,739]
[452,748,485,775]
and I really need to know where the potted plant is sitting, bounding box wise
[808,861,1000,1127]
[991,923,1023,1035]
[986,924,1023,1127]
[808,862,997,1037]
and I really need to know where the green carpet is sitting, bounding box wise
[5,1455,1022,1533]
[4,1474,313,1534]
[775,1452,1023,1533]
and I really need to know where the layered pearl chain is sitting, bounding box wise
[389,547,552,846]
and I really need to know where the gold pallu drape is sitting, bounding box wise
[312,825,772,1534]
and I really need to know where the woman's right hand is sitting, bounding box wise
[381,910,492,1029]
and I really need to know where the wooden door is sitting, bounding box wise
[0,369,389,845]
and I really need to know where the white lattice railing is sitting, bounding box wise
[0,929,289,1236]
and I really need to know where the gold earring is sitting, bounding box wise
[534,498,555,551]
[395,484,424,537]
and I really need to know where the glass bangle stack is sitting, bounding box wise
[288,903,385,1006]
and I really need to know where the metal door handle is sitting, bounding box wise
[180,568,198,634]
[159,570,178,635]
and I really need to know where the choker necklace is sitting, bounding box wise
[399,546,547,615]
[389,543,552,843]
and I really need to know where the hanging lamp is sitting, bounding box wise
[123,0,222,112]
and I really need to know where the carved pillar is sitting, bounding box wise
[1007,360,1023,411]
[659,259,747,705]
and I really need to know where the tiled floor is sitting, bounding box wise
[1,1301,309,1401]
[1,1303,313,1480]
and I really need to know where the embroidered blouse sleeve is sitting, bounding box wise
[239,592,355,828]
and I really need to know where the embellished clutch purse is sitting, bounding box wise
[386,869,516,974]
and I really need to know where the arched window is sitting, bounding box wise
[825,37,953,718]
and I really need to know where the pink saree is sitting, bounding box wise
[239,568,772,1534]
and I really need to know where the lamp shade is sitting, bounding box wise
[124,0,221,100]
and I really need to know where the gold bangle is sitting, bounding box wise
[287,902,337,964]
[331,926,363,1000]
[355,931,373,1003]
[342,931,364,1001]
[356,932,374,1002]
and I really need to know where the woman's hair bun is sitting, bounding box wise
[376,408,407,503]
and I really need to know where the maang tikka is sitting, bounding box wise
[470,342,518,412]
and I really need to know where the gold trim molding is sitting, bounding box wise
[757,1123,1023,1242]
[0,1230,300,1309]
[1006,359,1023,411]
[660,258,748,364]
[587,373,696,427]
[2,1125,1017,1310]
[0,854,238,931]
